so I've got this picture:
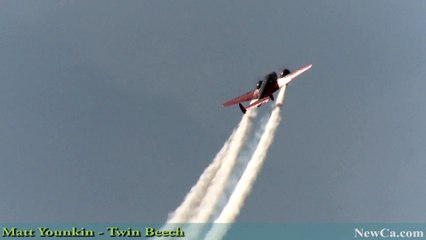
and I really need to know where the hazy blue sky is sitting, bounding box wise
[1,1,426,223]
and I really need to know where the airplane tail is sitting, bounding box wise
[238,104,247,114]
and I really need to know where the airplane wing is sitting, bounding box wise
[278,64,312,88]
[223,89,258,107]
[238,96,270,114]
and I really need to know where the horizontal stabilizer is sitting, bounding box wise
[238,96,270,114]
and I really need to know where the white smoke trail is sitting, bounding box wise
[166,130,235,223]
[205,86,287,240]
[190,109,257,223]
[210,113,269,221]
[181,109,257,240]
[166,108,257,224]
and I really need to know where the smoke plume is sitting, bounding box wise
[205,86,287,240]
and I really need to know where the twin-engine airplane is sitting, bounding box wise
[223,64,312,114]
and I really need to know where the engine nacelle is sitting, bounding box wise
[279,69,290,78]
[256,80,263,89]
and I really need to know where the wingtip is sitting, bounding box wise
[303,63,313,70]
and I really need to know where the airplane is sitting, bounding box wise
[223,64,312,114]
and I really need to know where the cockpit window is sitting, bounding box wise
[265,72,277,83]
[256,81,263,89]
